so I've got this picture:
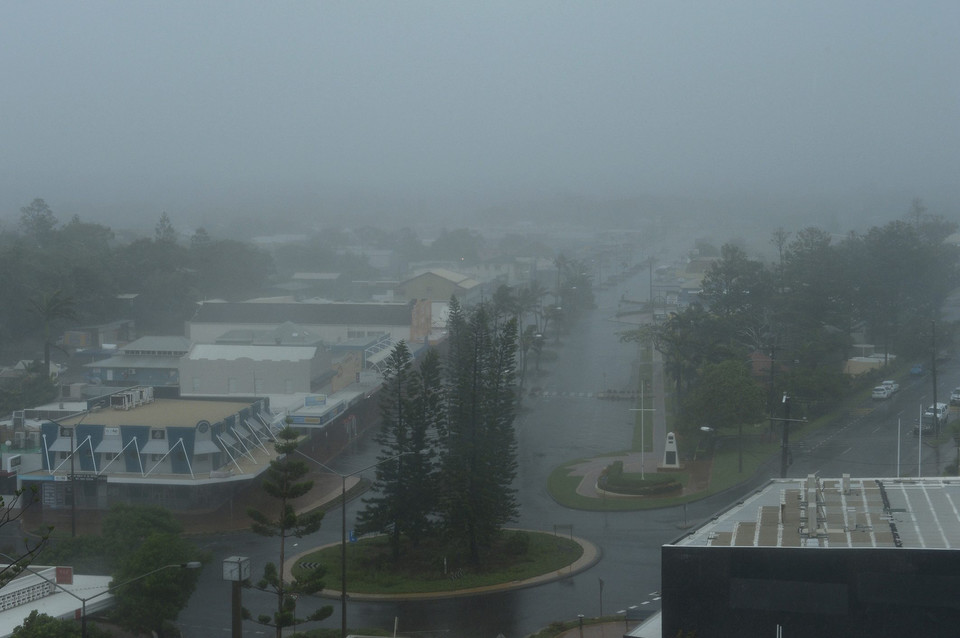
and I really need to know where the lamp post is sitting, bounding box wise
[0,554,200,638]
[295,451,408,638]
[222,555,250,638]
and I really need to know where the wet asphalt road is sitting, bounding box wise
[178,270,960,638]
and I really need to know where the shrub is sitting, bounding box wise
[599,461,683,496]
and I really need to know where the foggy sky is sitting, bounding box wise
[2,2,958,229]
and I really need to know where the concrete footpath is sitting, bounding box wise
[556,621,637,638]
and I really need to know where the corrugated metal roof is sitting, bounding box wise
[187,344,317,362]
[190,301,414,326]
[292,272,342,280]
[120,336,192,354]
[402,268,481,289]
[83,354,183,369]
[672,477,960,550]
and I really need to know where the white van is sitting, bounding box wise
[922,403,949,427]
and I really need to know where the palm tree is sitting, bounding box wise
[519,281,548,333]
[27,290,77,379]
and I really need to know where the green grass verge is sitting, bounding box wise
[293,530,583,595]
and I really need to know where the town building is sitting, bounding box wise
[82,336,191,387]
[661,475,960,637]
[15,380,382,521]
[185,299,431,346]
[0,565,112,637]
[396,268,482,304]
[179,344,327,396]
[61,320,135,350]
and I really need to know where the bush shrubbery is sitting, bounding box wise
[598,461,683,496]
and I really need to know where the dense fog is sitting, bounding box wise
[1,2,958,238]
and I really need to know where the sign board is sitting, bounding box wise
[3,455,21,474]
[56,566,73,585]
[304,395,327,407]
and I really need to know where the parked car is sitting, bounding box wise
[951,387,960,406]
[923,402,949,427]
[872,386,892,400]
[911,363,925,375]
[881,380,899,394]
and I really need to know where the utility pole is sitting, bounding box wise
[780,393,791,478]
[931,321,940,435]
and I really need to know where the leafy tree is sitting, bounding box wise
[491,284,517,325]
[190,238,275,301]
[154,212,177,244]
[113,237,194,333]
[102,503,184,556]
[19,198,58,246]
[356,342,441,558]
[684,360,765,470]
[700,244,771,319]
[48,217,117,324]
[0,486,52,588]
[26,290,77,378]
[639,305,734,401]
[37,503,195,576]
[0,369,57,419]
[109,533,203,638]
[11,610,110,638]
[517,281,548,333]
[769,227,790,290]
[246,427,332,637]
[439,299,519,564]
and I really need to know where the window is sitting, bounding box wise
[151,454,163,462]
[151,430,166,440]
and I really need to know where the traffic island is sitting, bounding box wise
[284,529,600,601]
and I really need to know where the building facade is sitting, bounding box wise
[662,475,960,637]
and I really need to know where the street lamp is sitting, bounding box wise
[770,393,807,478]
[0,554,200,638]
[295,451,408,638]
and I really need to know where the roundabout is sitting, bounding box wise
[284,531,601,601]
